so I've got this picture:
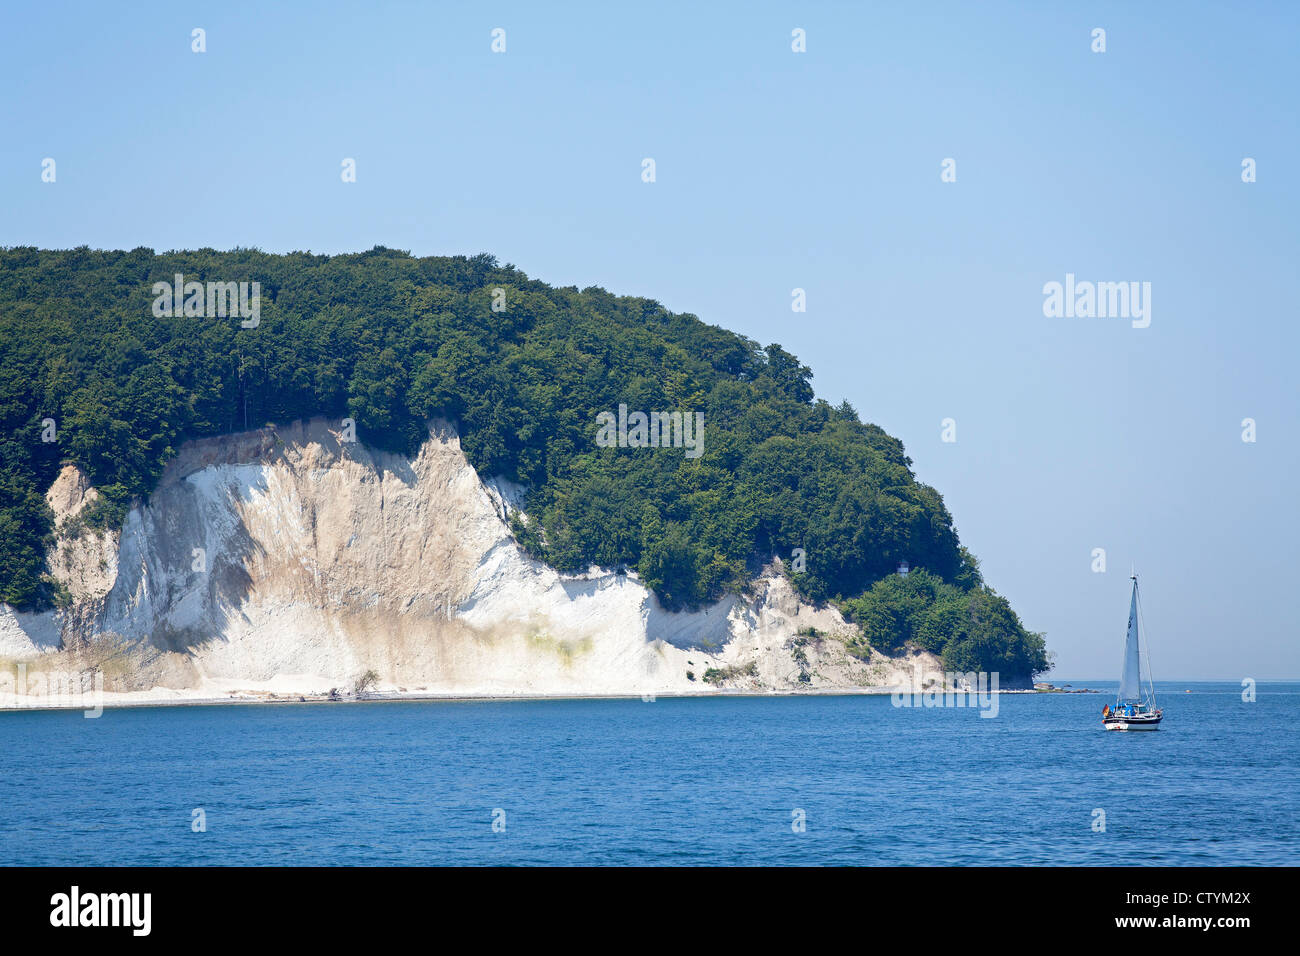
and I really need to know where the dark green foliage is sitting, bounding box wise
[842,569,1048,680]
[702,662,759,685]
[0,246,1045,678]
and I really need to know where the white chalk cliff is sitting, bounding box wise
[0,419,940,700]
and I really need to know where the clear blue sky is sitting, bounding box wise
[2,1,1296,679]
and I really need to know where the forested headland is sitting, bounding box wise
[0,246,1048,679]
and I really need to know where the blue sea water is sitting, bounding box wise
[1,681,1296,866]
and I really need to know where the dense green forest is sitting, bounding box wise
[0,246,1047,679]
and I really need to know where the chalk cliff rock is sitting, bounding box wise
[1,419,940,698]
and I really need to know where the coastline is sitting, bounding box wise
[0,682,1066,714]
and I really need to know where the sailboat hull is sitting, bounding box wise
[1103,714,1162,731]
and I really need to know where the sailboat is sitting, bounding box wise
[1102,572,1163,731]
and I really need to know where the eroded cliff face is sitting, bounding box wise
[0,419,939,698]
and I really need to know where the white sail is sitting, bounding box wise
[1118,579,1142,701]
